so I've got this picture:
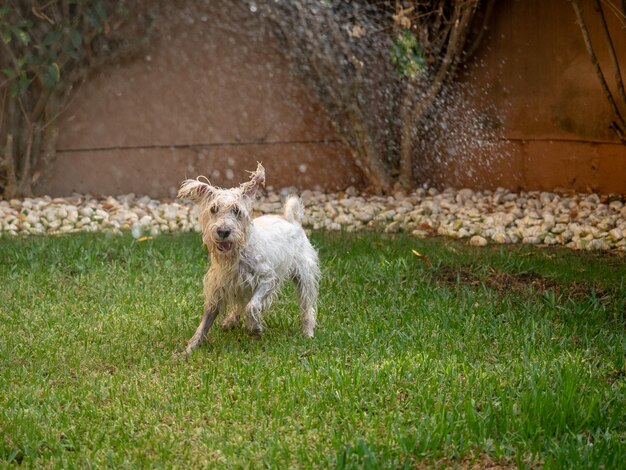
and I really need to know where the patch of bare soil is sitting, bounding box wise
[432,266,615,302]
[416,453,519,470]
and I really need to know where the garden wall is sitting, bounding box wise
[418,0,626,194]
[39,0,626,197]
[41,3,362,198]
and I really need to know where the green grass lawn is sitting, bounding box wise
[1,232,625,468]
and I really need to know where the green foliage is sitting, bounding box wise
[0,1,129,97]
[391,29,426,81]
[0,1,152,198]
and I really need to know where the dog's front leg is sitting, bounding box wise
[244,280,275,337]
[220,306,242,330]
[185,304,219,354]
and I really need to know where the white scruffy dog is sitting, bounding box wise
[178,163,320,353]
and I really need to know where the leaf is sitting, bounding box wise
[42,62,60,89]
[136,236,154,242]
[43,30,63,46]
[1,67,16,79]
[391,29,425,81]
[62,44,80,60]
[13,28,30,45]
[95,1,107,22]
[411,249,431,266]
[15,19,33,29]
[51,62,60,79]
[1,29,11,44]
[69,29,82,48]
[115,3,130,20]
[23,53,39,66]
[87,0,108,31]
[85,13,98,30]
[15,55,27,68]
[17,72,31,94]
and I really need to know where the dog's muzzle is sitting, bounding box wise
[215,228,234,253]
[216,241,234,252]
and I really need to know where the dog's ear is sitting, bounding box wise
[241,163,265,198]
[178,178,213,203]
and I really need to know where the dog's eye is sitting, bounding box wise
[210,205,218,214]
[232,206,241,217]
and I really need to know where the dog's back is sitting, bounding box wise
[249,196,315,281]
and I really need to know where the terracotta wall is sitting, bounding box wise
[41,3,361,198]
[421,0,626,193]
[39,0,626,197]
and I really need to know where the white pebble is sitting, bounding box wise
[470,235,488,247]
[0,189,621,251]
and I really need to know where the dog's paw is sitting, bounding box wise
[220,317,239,331]
[245,323,264,339]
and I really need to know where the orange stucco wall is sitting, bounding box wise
[39,0,626,197]
[419,0,626,193]
[42,3,361,197]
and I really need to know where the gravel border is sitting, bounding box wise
[1,187,625,251]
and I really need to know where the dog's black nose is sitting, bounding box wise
[217,229,231,240]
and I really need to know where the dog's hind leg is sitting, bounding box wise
[294,262,319,338]
[185,304,219,354]
[244,280,276,337]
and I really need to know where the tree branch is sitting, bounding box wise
[571,0,626,142]
[411,0,478,124]
[593,0,626,108]
[465,0,495,59]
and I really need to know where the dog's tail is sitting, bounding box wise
[284,196,304,225]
